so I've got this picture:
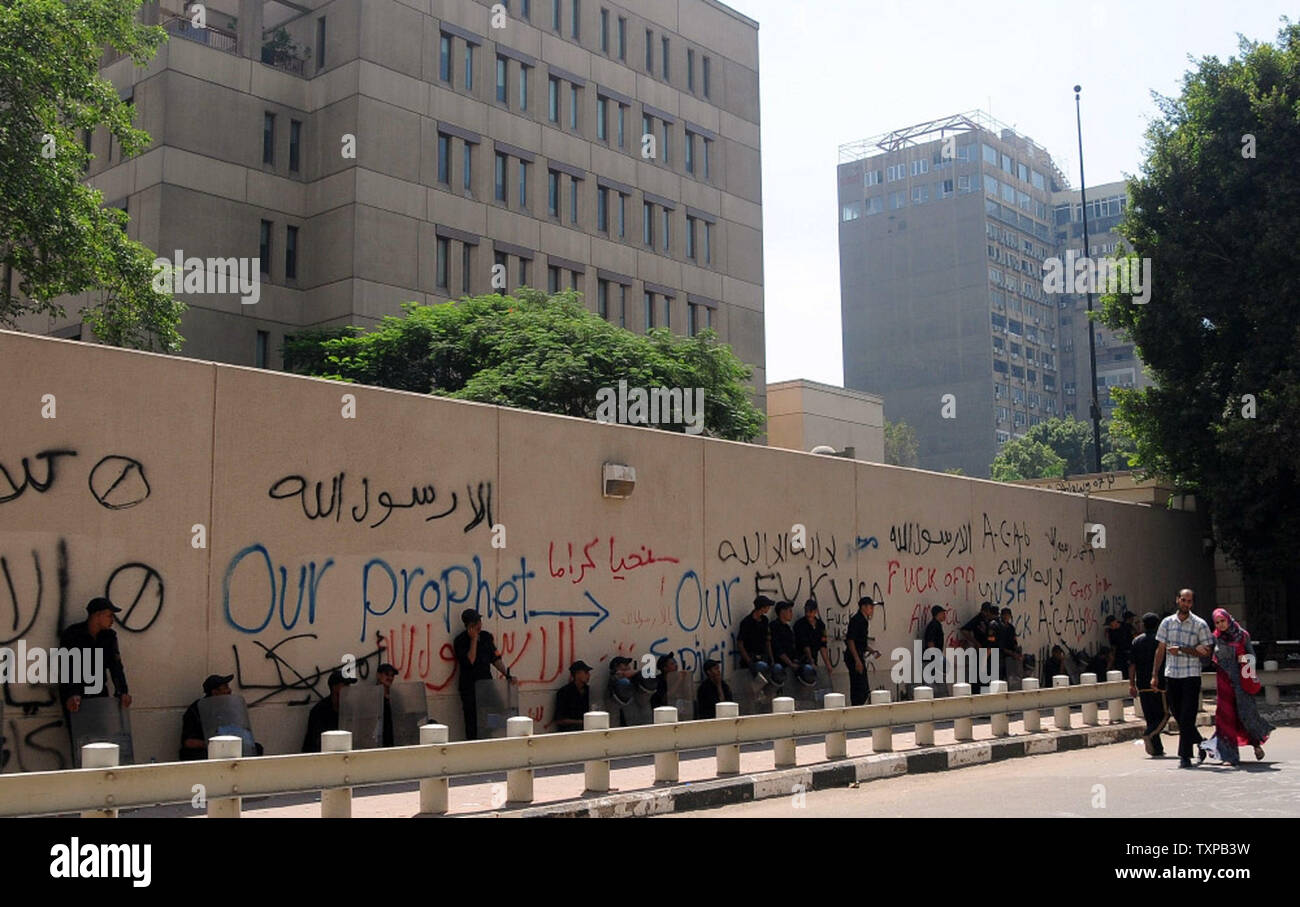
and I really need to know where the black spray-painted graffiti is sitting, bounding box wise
[268,472,494,533]
[0,449,150,510]
[231,631,389,706]
[887,521,972,558]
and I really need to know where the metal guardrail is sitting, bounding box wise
[2,671,1292,818]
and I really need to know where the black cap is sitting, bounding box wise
[1105,615,1120,625]
[858,596,875,608]
[461,608,481,626]
[377,663,398,675]
[570,660,593,674]
[203,673,234,694]
[1142,611,1160,630]
[609,656,633,670]
[1122,610,1135,620]
[930,605,946,617]
[86,597,121,615]
[981,601,997,613]
[753,595,774,609]
[327,670,358,688]
[703,658,722,670]
[656,653,677,670]
[804,599,819,612]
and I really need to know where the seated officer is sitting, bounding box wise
[303,670,357,752]
[179,674,263,760]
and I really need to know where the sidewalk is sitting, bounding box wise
[123,703,1231,819]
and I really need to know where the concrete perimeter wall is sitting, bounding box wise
[0,329,1215,769]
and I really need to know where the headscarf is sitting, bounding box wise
[1212,608,1245,643]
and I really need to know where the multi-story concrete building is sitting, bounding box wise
[1051,181,1154,421]
[24,0,766,407]
[838,112,1069,476]
[838,112,1151,476]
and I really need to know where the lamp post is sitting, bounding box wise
[1074,85,1104,473]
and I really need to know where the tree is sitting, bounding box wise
[0,0,184,350]
[283,290,767,441]
[989,438,1066,482]
[993,417,1138,477]
[1101,21,1300,582]
[883,419,919,467]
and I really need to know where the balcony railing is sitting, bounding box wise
[162,17,239,55]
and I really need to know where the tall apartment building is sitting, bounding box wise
[838,112,1148,476]
[25,0,766,407]
[1052,181,1154,421]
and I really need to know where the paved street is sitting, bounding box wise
[664,726,1300,818]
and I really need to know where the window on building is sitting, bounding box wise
[462,243,472,293]
[437,134,450,184]
[702,137,711,179]
[519,256,528,287]
[911,185,929,204]
[686,215,697,258]
[548,169,559,216]
[911,158,928,176]
[662,208,670,251]
[572,0,580,38]
[617,191,626,238]
[259,220,271,274]
[617,15,626,59]
[494,250,508,289]
[661,36,670,80]
[1018,162,1029,182]
[547,265,560,293]
[600,8,609,52]
[983,144,998,165]
[522,0,531,19]
[864,169,882,187]
[289,119,301,172]
[316,17,326,69]
[617,103,626,148]
[702,55,710,97]
[463,143,473,191]
[548,77,559,122]
[518,160,528,208]
[436,237,449,288]
[465,43,474,89]
[687,48,695,92]
[569,175,578,224]
[496,56,508,102]
[889,191,905,211]
[643,200,653,245]
[597,278,609,318]
[644,291,655,329]
[597,97,607,140]
[263,112,275,164]
[439,34,451,81]
[940,178,953,197]
[495,152,507,201]
[597,187,608,231]
[552,0,561,30]
[703,221,711,263]
[685,132,694,174]
[865,196,883,215]
[569,84,579,129]
[519,63,529,110]
[645,28,654,71]
[285,225,298,279]
[255,330,269,368]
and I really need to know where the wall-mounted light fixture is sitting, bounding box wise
[603,462,636,498]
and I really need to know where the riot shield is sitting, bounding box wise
[735,671,774,716]
[69,697,134,767]
[338,684,386,749]
[475,678,518,738]
[197,695,257,757]
[388,681,430,746]
[665,671,695,721]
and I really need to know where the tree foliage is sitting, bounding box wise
[1100,21,1300,579]
[990,439,1066,482]
[283,290,767,441]
[883,419,919,467]
[0,0,184,350]
[990,417,1137,480]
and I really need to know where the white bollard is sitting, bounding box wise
[914,687,935,745]
[1081,672,1099,725]
[953,683,973,740]
[506,716,534,803]
[80,743,120,818]
[869,690,892,751]
[1106,670,1124,723]
[715,702,740,774]
[419,724,450,814]
[1264,660,1280,706]
[1022,677,1041,732]
[207,736,243,818]
[653,706,679,782]
[583,712,611,792]
[823,693,847,759]
[1053,675,1072,729]
[320,730,352,818]
[988,680,1009,736]
[773,697,797,766]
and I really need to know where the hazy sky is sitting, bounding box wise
[725,0,1295,385]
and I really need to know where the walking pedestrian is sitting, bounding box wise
[1152,589,1213,767]
[1129,612,1168,757]
[1200,609,1273,766]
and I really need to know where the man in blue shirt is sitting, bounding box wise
[1152,589,1213,767]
